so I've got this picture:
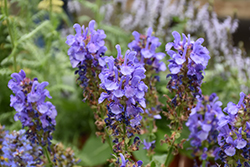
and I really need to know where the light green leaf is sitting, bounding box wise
[133,145,150,165]
[78,135,112,166]
[0,68,12,76]
[148,154,167,167]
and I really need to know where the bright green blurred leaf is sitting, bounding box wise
[78,135,112,166]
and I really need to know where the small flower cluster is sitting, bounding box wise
[143,139,155,150]
[66,20,107,102]
[143,139,156,158]
[1,129,43,167]
[8,70,57,147]
[52,142,80,166]
[186,93,224,160]
[128,27,166,73]
[99,46,148,143]
[165,31,210,93]
[66,20,107,68]
[215,92,250,166]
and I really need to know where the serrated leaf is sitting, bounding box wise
[18,20,50,43]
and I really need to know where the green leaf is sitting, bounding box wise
[47,84,75,93]
[78,15,91,23]
[0,68,12,76]
[18,20,50,43]
[133,145,150,165]
[149,154,167,167]
[150,161,156,167]
[102,24,129,38]
[78,135,112,166]
[80,0,98,12]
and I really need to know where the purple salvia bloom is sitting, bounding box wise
[143,139,155,150]
[99,45,147,138]
[119,153,128,167]
[166,31,210,93]
[224,146,235,156]
[128,27,166,72]
[66,20,107,68]
[186,93,223,156]
[66,20,107,101]
[8,70,57,147]
[216,92,250,163]
[118,153,143,167]
[223,92,245,116]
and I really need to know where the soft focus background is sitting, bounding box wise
[0,0,250,166]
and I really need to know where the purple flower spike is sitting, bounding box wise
[99,45,147,138]
[8,70,57,147]
[66,20,107,101]
[186,94,224,154]
[66,20,107,68]
[215,92,250,165]
[166,31,210,93]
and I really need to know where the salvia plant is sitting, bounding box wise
[1,0,250,167]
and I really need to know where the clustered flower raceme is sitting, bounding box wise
[163,32,210,128]
[98,46,148,152]
[162,32,210,158]
[1,129,43,167]
[8,70,57,147]
[186,93,224,162]
[215,92,250,166]
[52,142,80,166]
[128,27,165,132]
[165,31,210,94]
[128,27,166,73]
[66,20,107,102]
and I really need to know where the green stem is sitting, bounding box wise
[164,139,174,167]
[104,127,113,152]
[42,146,53,167]
[202,160,206,167]
[95,0,101,27]
[49,0,52,20]
[4,0,17,72]
[13,47,17,72]
[99,106,113,153]
[165,104,182,167]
